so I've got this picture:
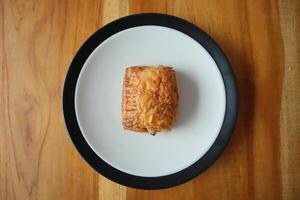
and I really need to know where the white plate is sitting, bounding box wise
[75,25,226,177]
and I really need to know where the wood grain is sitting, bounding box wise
[1,0,299,200]
[279,0,300,199]
[1,0,101,199]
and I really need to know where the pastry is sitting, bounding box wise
[122,65,179,135]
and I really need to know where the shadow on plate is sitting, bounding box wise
[175,70,199,127]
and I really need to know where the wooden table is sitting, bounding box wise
[1,0,299,199]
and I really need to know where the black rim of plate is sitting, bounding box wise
[63,13,238,190]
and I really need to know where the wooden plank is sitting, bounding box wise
[279,0,300,199]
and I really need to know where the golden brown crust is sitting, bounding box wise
[122,65,179,134]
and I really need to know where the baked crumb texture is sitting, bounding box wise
[122,65,179,134]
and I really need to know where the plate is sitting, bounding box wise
[63,13,238,189]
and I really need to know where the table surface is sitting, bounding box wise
[1,0,300,199]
